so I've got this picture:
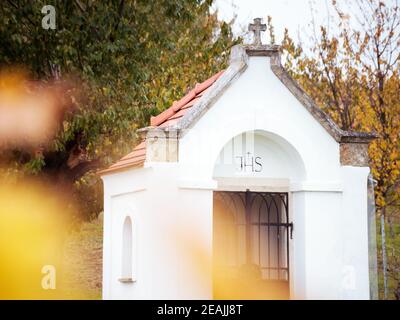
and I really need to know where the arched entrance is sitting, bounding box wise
[212,130,305,300]
[213,191,292,299]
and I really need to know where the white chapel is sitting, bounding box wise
[100,18,378,300]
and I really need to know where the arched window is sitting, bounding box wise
[120,216,133,282]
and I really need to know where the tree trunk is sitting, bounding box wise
[388,215,395,241]
[381,211,388,299]
[388,216,396,258]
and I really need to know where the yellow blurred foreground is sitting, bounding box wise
[0,180,77,299]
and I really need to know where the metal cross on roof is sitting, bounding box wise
[248,18,266,46]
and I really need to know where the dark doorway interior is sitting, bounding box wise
[213,191,292,299]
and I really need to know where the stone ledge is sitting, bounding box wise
[119,278,135,284]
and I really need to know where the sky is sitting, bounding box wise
[212,0,337,44]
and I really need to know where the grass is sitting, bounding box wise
[60,213,103,300]
[377,219,400,300]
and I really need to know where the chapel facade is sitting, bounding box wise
[100,19,378,300]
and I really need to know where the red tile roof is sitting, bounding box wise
[99,70,224,175]
[150,70,224,128]
[100,141,146,174]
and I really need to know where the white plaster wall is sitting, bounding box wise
[340,166,371,299]
[102,167,150,299]
[301,191,344,299]
[290,191,306,299]
[290,167,370,299]
[102,164,213,300]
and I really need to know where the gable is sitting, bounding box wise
[177,45,375,143]
[185,55,338,144]
[178,55,341,182]
[100,44,376,176]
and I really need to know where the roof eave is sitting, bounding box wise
[245,44,281,56]
[339,131,379,144]
[98,160,145,176]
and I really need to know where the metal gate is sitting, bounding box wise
[213,190,293,282]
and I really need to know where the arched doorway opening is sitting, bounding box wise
[212,130,305,299]
[213,191,292,299]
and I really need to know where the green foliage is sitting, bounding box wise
[0,0,238,219]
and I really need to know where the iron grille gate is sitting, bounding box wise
[213,190,293,282]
